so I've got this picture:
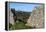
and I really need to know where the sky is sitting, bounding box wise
[8,2,42,12]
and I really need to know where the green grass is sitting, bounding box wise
[9,21,35,30]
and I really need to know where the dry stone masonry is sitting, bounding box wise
[26,5,44,28]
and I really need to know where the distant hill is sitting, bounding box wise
[15,11,31,17]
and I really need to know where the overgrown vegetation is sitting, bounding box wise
[9,21,35,30]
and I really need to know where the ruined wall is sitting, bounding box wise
[26,5,44,28]
[9,10,14,25]
[8,9,14,25]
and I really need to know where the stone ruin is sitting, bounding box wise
[8,8,15,25]
[26,5,44,28]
